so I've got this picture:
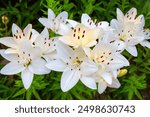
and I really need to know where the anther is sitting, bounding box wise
[78,28,80,32]
[101,60,105,63]
[73,34,75,37]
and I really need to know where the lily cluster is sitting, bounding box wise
[0,8,149,94]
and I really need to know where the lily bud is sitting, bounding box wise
[118,69,128,77]
[2,16,9,25]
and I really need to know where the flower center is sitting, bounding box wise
[72,25,86,41]
[119,34,126,41]
[72,57,83,67]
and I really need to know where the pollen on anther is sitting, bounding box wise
[100,56,103,58]
[78,28,80,32]
[78,36,80,39]
[109,52,112,55]
[101,60,105,63]
[107,62,110,65]
[111,58,113,61]
[82,35,84,38]
[73,34,75,37]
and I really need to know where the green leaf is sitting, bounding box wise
[32,88,41,100]
[13,88,26,98]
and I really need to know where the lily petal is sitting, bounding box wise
[140,40,150,48]
[80,76,97,89]
[56,11,68,22]
[126,46,138,57]
[0,37,17,48]
[48,8,55,19]
[57,22,72,35]
[4,48,18,54]
[61,69,80,92]
[59,35,76,47]
[12,23,22,37]
[30,29,40,42]
[46,59,67,72]
[39,18,54,29]
[21,68,33,89]
[101,72,112,85]
[125,8,137,21]
[108,78,121,88]
[29,58,50,74]
[23,24,32,39]
[67,19,78,28]
[80,59,98,75]
[81,14,91,27]
[0,62,25,75]
[116,8,124,22]
[56,41,74,60]
[0,50,18,61]
[98,82,107,94]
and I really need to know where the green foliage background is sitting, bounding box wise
[0,0,150,100]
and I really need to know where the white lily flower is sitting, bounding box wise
[110,8,145,56]
[59,23,100,48]
[0,40,50,89]
[46,41,98,92]
[39,8,71,35]
[116,8,144,26]
[84,41,129,85]
[33,28,58,61]
[0,23,35,54]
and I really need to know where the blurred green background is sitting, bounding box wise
[0,0,150,100]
